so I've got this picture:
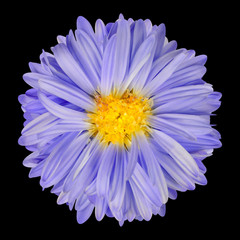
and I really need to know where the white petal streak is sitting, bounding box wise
[77,203,94,224]
[109,147,126,212]
[136,133,168,204]
[52,43,95,94]
[21,112,57,135]
[151,129,200,177]
[125,135,138,180]
[41,132,90,188]
[75,30,102,80]
[129,178,152,220]
[38,92,88,120]
[112,19,130,88]
[130,19,147,60]
[130,163,162,207]
[96,144,116,198]
[95,196,108,221]
[76,16,96,42]
[100,35,117,96]
[147,49,185,84]
[153,150,196,190]
[59,138,102,204]
[152,95,207,115]
[175,54,207,71]
[148,115,196,140]
[157,114,212,135]
[143,52,186,96]
[95,19,108,51]
[38,78,94,111]
[66,30,100,88]
[41,132,77,186]
[153,24,166,60]
[119,35,155,94]
[152,84,213,106]
[161,40,177,55]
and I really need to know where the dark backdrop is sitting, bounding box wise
[9,1,234,238]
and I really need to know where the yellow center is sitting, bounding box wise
[88,90,152,147]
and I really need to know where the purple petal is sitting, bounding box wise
[190,92,221,114]
[35,122,87,142]
[77,203,94,224]
[23,72,56,90]
[100,35,117,96]
[124,182,137,222]
[95,19,107,50]
[57,35,66,44]
[29,159,45,178]
[142,52,187,96]
[144,19,152,36]
[153,84,213,106]
[151,129,200,177]
[51,176,66,194]
[112,19,130,89]
[40,132,90,188]
[120,34,155,94]
[161,168,188,192]
[153,24,166,60]
[38,77,94,111]
[153,148,196,190]
[23,151,42,168]
[130,163,162,206]
[177,132,222,152]
[96,144,116,198]
[157,113,212,135]
[28,61,49,74]
[95,197,108,221]
[158,204,166,217]
[76,16,96,42]
[160,65,206,90]
[129,179,152,221]
[21,112,59,136]
[175,54,207,71]
[161,40,177,55]
[40,132,77,188]
[125,135,138,180]
[62,139,103,204]
[130,19,147,60]
[75,29,102,81]
[52,43,95,94]
[168,189,178,200]
[147,49,185,84]
[149,115,196,140]
[136,133,168,204]
[194,172,207,185]
[38,92,90,120]
[62,138,96,193]
[109,147,126,213]
[153,95,207,115]
[66,30,100,88]
[40,50,72,84]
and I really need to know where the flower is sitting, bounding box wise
[18,14,222,226]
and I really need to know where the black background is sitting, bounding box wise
[8,0,235,238]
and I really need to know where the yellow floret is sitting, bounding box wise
[87,90,152,147]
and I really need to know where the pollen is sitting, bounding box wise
[88,90,152,147]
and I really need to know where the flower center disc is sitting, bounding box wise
[88,90,152,146]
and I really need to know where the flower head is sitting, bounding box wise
[18,14,221,225]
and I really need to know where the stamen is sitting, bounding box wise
[87,90,152,146]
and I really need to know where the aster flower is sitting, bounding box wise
[18,14,221,226]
